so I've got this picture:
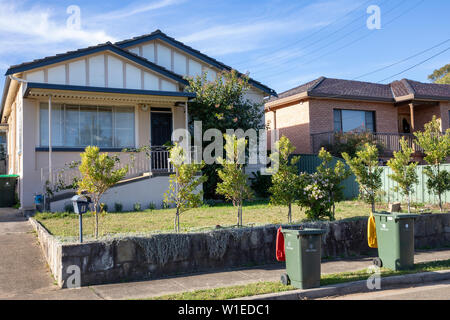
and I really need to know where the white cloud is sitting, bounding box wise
[94,0,185,21]
[0,1,114,48]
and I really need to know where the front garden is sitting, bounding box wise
[35,200,447,240]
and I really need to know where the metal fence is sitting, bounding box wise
[295,154,450,204]
[379,164,450,205]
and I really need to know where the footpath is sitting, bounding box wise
[1,208,449,300]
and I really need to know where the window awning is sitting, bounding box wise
[23,82,196,104]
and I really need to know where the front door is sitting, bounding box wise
[151,112,172,171]
[151,112,172,146]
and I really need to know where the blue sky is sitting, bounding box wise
[0,0,449,94]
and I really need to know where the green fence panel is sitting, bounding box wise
[379,164,450,205]
[293,154,360,200]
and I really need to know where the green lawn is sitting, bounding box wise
[35,200,445,240]
[36,200,372,239]
[147,259,450,300]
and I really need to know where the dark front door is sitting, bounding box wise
[151,112,172,172]
[151,112,172,146]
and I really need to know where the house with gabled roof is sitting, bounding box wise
[0,30,276,213]
[265,77,450,160]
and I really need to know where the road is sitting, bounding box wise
[321,280,450,300]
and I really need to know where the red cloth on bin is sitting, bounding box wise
[276,227,286,261]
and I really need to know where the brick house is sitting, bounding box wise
[265,77,450,159]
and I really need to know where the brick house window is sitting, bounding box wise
[334,109,375,133]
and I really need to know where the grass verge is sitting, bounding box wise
[146,259,450,300]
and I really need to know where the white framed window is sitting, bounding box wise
[39,103,135,148]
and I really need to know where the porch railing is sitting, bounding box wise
[40,147,173,194]
[310,131,424,156]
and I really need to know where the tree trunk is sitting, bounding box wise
[94,201,99,239]
[407,193,411,214]
[288,202,292,224]
[174,207,180,232]
[371,201,375,214]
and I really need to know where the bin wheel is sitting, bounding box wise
[373,257,383,268]
[281,273,290,286]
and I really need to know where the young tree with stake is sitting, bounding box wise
[77,146,128,239]
[414,116,450,212]
[342,143,383,213]
[387,138,419,214]
[216,134,253,227]
[268,136,300,223]
[164,143,207,233]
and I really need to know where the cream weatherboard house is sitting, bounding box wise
[0,30,276,213]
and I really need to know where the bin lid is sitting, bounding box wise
[373,211,419,219]
[281,228,326,235]
[0,174,19,178]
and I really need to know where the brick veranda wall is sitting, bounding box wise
[30,214,450,288]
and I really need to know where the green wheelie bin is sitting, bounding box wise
[0,175,19,207]
[281,228,326,289]
[373,212,418,271]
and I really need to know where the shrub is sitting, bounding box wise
[64,202,74,213]
[134,202,141,212]
[100,203,108,213]
[148,202,156,210]
[249,171,273,198]
[114,202,123,212]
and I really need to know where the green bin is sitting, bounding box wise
[373,212,418,271]
[0,175,18,207]
[281,228,325,289]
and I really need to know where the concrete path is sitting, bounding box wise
[1,208,449,300]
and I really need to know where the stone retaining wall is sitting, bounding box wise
[29,213,450,288]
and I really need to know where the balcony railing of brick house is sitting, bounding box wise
[310,131,424,156]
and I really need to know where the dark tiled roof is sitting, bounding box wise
[269,77,450,103]
[406,79,450,99]
[311,78,393,101]
[116,30,277,96]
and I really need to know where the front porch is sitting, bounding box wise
[21,83,195,210]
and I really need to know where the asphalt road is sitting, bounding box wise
[321,280,450,300]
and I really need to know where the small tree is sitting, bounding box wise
[342,143,383,213]
[316,148,351,220]
[414,116,450,212]
[164,143,207,232]
[387,138,419,213]
[268,136,300,223]
[78,146,128,239]
[216,134,253,227]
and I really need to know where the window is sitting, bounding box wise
[333,109,375,133]
[40,103,135,148]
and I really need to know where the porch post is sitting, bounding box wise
[185,101,190,163]
[48,95,52,184]
[409,103,415,132]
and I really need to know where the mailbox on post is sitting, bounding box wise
[71,195,92,243]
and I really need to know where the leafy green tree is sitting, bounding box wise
[414,116,450,212]
[186,70,264,199]
[164,143,207,232]
[387,138,419,213]
[78,146,128,239]
[316,148,351,220]
[428,64,450,84]
[342,143,383,213]
[268,136,300,223]
[216,134,253,227]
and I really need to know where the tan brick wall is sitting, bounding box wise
[266,101,310,154]
[440,102,450,132]
[414,103,442,132]
[308,99,398,134]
